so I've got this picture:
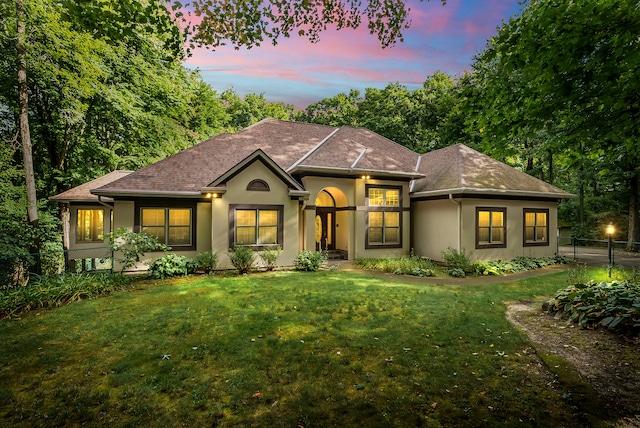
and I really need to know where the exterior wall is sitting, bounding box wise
[212,161,300,269]
[411,198,460,260]
[302,177,411,260]
[412,197,560,262]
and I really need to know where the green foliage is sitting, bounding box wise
[258,246,282,271]
[293,250,327,272]
[471,255,572,276]
[108,228,170,274]
[0,272,131,318]
[441,247,471,275]
[446,267,466,278]
[354,255,434,277]
[195,251,218,274]
[148,253,197,279]
[544,281,640,333]
[228,246,255,274]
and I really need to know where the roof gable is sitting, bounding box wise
[412,144,574,199]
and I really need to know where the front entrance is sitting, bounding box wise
[315,208,335,251]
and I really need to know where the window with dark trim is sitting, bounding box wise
[77,209,104,242]
[365,185,402,248]
[141,208,192,246]
[523,208,549,246]
[476,207,506,248]
[229,204,284,248]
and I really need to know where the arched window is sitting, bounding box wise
[315,190,335,207]
[247,179,270,191]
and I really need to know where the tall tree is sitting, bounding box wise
[471,0,639,242]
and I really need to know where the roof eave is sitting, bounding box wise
[91,189,204,198]
[410,187,576,200]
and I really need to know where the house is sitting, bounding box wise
[50,119,574,271]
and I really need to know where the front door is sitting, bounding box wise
[315,208,335,251]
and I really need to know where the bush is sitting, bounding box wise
[229,246,255,274]
[294,250,327,272]
[446,267,466,277]
[543,281,640,333]
[441,247,471,275]
[196,251,218,274]
[259,246,282,271]
[108,228,170,274]
[148,253,197,279]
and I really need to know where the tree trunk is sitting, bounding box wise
[16,0,40,272]
[627,173,640,250]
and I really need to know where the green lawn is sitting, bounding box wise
[0,269,603,426]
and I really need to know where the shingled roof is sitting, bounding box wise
[49,170,132,202]
[92,119,423,197]
[411,144,574,199]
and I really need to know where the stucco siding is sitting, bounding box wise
[212,160,300,269]
[411,198,460,261]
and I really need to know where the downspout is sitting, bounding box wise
[449,194,461,252]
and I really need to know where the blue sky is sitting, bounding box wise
[184,0,524,108]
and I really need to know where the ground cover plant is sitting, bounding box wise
[0,272,132,318]
[1,268,623,427]
[354,254,435,277]
[543,280,640,332]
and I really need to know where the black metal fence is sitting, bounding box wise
[558,238,640,268]
[0,246,113,288]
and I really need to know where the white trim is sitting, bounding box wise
[350,148,368,169]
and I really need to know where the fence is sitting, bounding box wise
[0,246,113,288]
[558,238,640,268]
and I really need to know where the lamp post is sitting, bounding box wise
[606,223,614,277]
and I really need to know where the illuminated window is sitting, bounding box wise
[231,205,283,247]
[524,208,549,246]
[141,208,192,246]
[77,209,104,242]
[366,186,402,248]
[476,208,506,248]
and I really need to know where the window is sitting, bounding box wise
[476,207,506,248]
[524,208,549,246]
[141,208,192,246]
[247,179,270,191]
[366,186,402,248]
[230,205,283,247]
[77,209,104,242]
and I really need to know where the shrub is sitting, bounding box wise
[441,247,471,275]
[196,251,218,274]
[229,246,255,274]
[148,253,197,279]
[543,281,640,333]
[294,250,327,272]
[259,246,282,271]
[108,228,170,274]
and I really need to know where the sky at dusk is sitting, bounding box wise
[184,0,524,109]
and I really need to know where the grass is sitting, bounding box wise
[0,267,620,427]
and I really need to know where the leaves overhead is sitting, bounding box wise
[176,0,446,50]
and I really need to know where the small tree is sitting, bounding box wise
[108,228,169,274]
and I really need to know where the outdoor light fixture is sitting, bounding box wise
[361,174,371,180]
[607,222,614,277]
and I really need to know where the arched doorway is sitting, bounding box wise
[315,190,335,251]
